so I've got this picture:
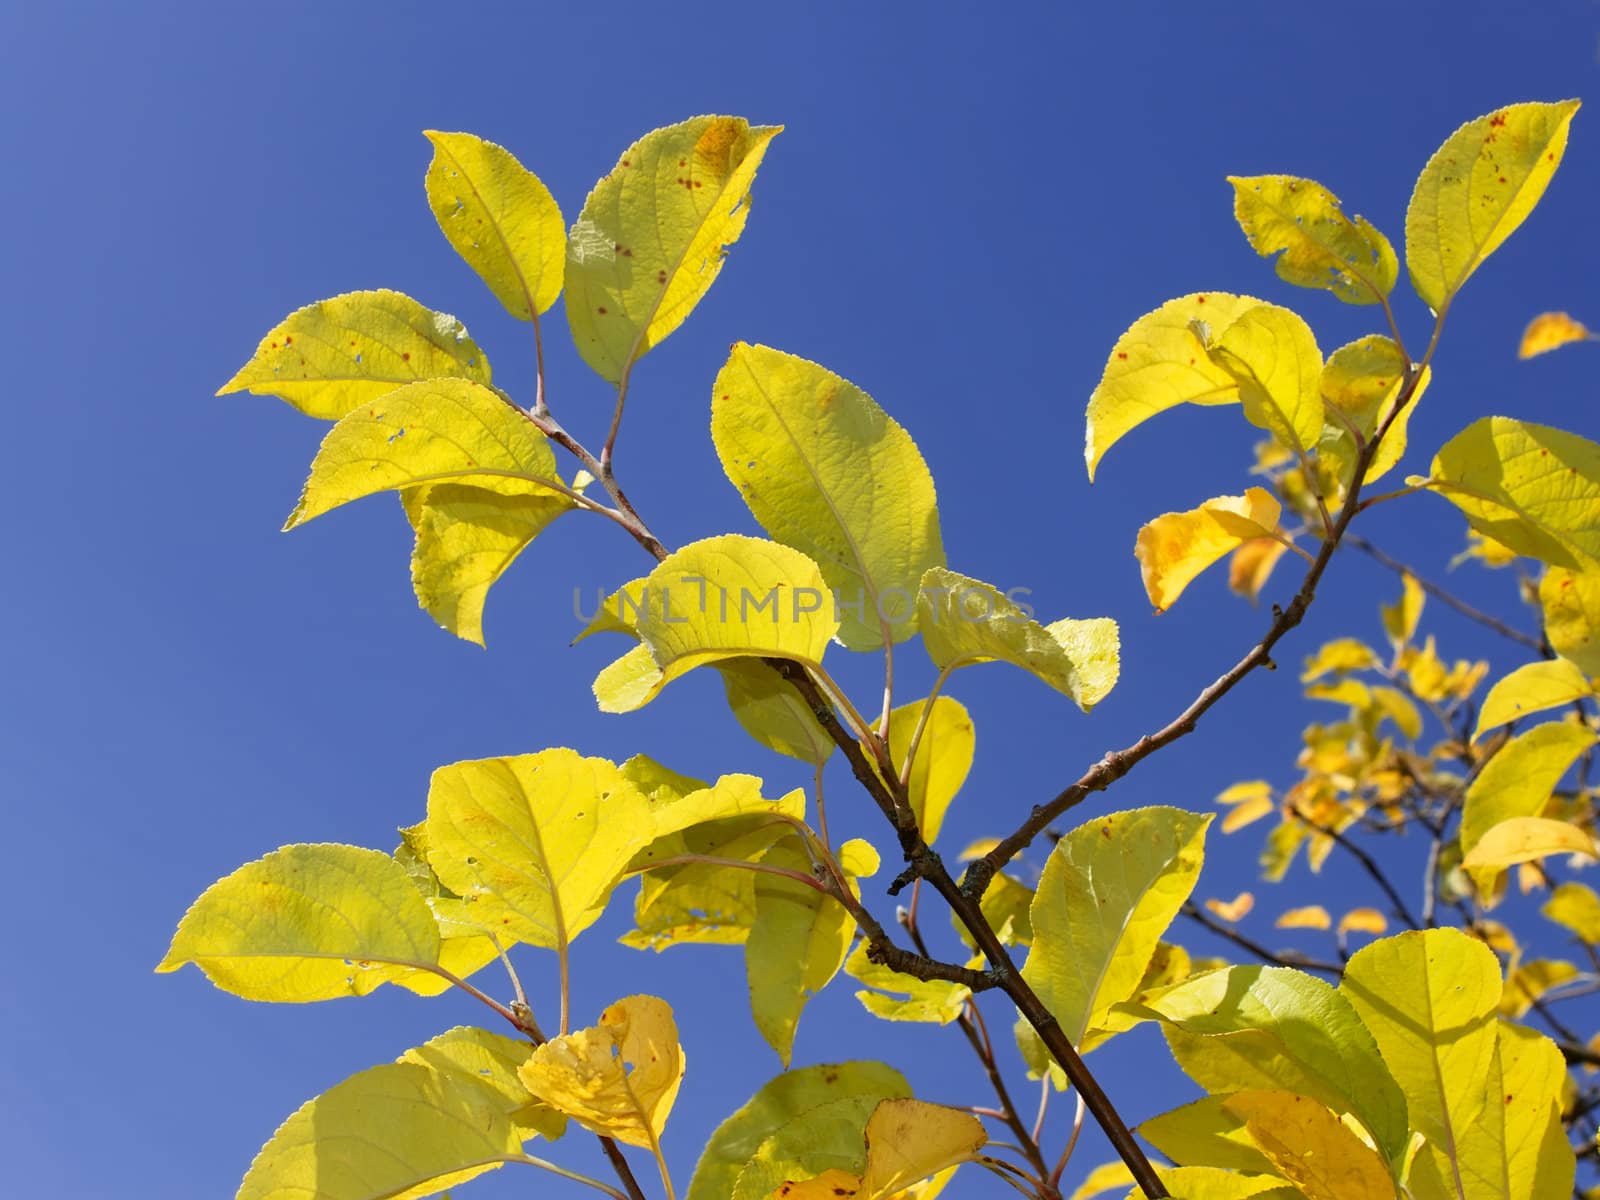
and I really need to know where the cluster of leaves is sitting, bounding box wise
[165,98,1600,1200]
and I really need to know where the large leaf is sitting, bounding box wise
[595,535,839,713]
[1207,302,1324,455]
[1460,815,1597,870]
[746,837,878,1066]
[1139,1096,1277,1176]
[1022,807,1210,1075]
[916,568,1119,711]
[1418,416,1600,569]
[1460,720,1594,892]
[881,695,974,844]
[285,379,563,529]
[566,115,781,384]
[1085,291,1264,479]
[1136,489,1282,613]
[1406,101,1580,311]
[424,130,565,320]
[400,1025,566,1141]
[518,994,684,1149]
[1228,174,1397,305]
[773,1101,986,1200]
[424,749,654,949]
[1138,964,1409,1160]
[1221,1091,1397,1200]
[404,482,572,645]
[731,1095,882,1200]
[236,1060,525,1200]
[712,342,945,649]
[157,843,442,1002]
[720,659,835,765]
[1540,566,1600,676]
[687,1062,911,1200]
[218,289,492,420]
[1473,658,1592,741]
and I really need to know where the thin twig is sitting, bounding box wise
[1180,903,1342,976]
[1344,535,1544,652]
[1287,805,1421,930]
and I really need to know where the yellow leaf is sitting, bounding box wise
[857,1100,986,1198]
[1136,489,1282,612]
[1371,687,1422,741]
[566,115,781,384]
[285,378,564,529]
[1125,1165,1306,1199]
[596,535,839,714]
[1067,1162,1136,1200]
[1216,780,1272,805]
[1304,678,1370,708]
[1520,311,1594,358]
[1228,536,1289,604]
[1206,893,1254,923]
[1023,807,1210,1071]
[953,869,1035,950]
[1461,816,1598,870]
[237,1059,526,1200]
[1229,175,1397,304]
[1318,336,1430,489]
[1500,958,1583,1018]
[1221,794,1275,834]
[917,567,1119,711]
[1380,571,1424,647]
[712,343,945,649]
[1421,416,1600,570]
[1543,881,1600,943]
[1301,638,1379,682]
[1276,905,1331,931]
[1480,1021,1576,1199]
[424,131,566,321]
[1142,965,1409,1159]
[1208,303,1324,455]
[404,483,572,645]
[424,749,654,949]
[217,289,493,420]
[1473,658,1592,740]
[772,1168,862,1199]
[518,994,684,1149]
[881,695,974,844]
[1085,291,1265,480]
[1336,908,1387,938]
[718,659,835,765]
[1541,566,1600,677]
[1460,720,1595,893]
[1407,100,1580,311]
[687,1062,911,1200]
[958,837,1000,861]
[1220,1090,1398,1200]
[400,1025,568,1141]
[746,837,877,1065]
[845,941,970,1025]
[1139,1096,1278,1177]
[157,843,442,1002]
[729,1092,883,1200]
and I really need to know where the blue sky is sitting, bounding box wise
[4,3,1599,1196]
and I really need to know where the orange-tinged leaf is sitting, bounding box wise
[1276,906,1332,931]
[1206,893,1254,923]
[1229,537,1289,603]
[1337,908,1387,938]
[1136,489,1283,612]
[1222,795,1275,834]
[1519,311,1593,358]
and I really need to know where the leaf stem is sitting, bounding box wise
[513,1152,629,1200]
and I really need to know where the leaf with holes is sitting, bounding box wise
[1229,175,1397,305]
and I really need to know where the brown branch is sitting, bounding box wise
[1180,903,1343,976]
[1286,806,1421,930]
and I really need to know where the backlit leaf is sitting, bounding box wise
[1067,1162,1136,1200]
[1418,416,1600,569]
[1220,1090,1398,1200]
[1380,571,1424,647]
[1207,303,1324,455]
[719,659,835,765]
[1500,958,1583,1018]
[1540,566,1600,677]
[424,749,654,949]
[731,1095,882,1200]
[1335,908,1386,938]
[425,131,565,321]
[1139,1096,1277,1176]
[1542,881,1600,942]
[566,115,781,384]
[1206,892,1254,923]
[1085,291,1264,479]
[1301,638,1379,681]
[1228,536,1288,603]
[1136,489,1282,612]
[687,1062,911,1200]
[1473,658,1592,741]
[1460,720,1595,891]
[1023,807,1210,1071]
[881,695,974,844]
[1460,815,1597,870]
[857,1101,986,1198]
[1519,311,1594,358]
[400,1025,566,1141]
[917,568,1119,711]
[285,379,564,529]
[712,343,945,649]
[1229,175,1397,304]
[157,843,442,1002]
[518,994,684,1149]
[1406,100,1580,311]
[1318,336,1428,488]
[1122,1166,1303,1200]
[1275,905,1331,930]
[845,940,970,1024]
[218,289,492,420]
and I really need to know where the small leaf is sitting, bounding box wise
[1460,815,1597,869]
[712,343,945,649]
[845,941,970,1025]
[1500,958,1583,1018]
[518,994,684,1149]
[881,695,975,844]
[1473,658,1592,740]
[1067,1162,1136,1200]
[687,1062,911,1200]
[1207,303,1324,455]
[1318,336,1427,488]
[1300,638,1379,682]
[1406,101,1580,311]
[1542,881,1600,942]
[1228,174,1397,304]
[1419,416,1600,569]
[917,567,1118,711]
[1205,892,1254,923]
[1335,908,1387,938]
[285,379,563,529]
[157,843,441,1002]
[596,535,839,713]
[1228,536,1288,603]
[1136,489,1282,613]
[218,289,492,420]
[425,131,566,321]
[1275,905,1331,930]
[1085,291,1265,480]
[1520,311,1594,358]
[1380,571,1424,647]
[1540,566,1600,676]
[566,115,781,384]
